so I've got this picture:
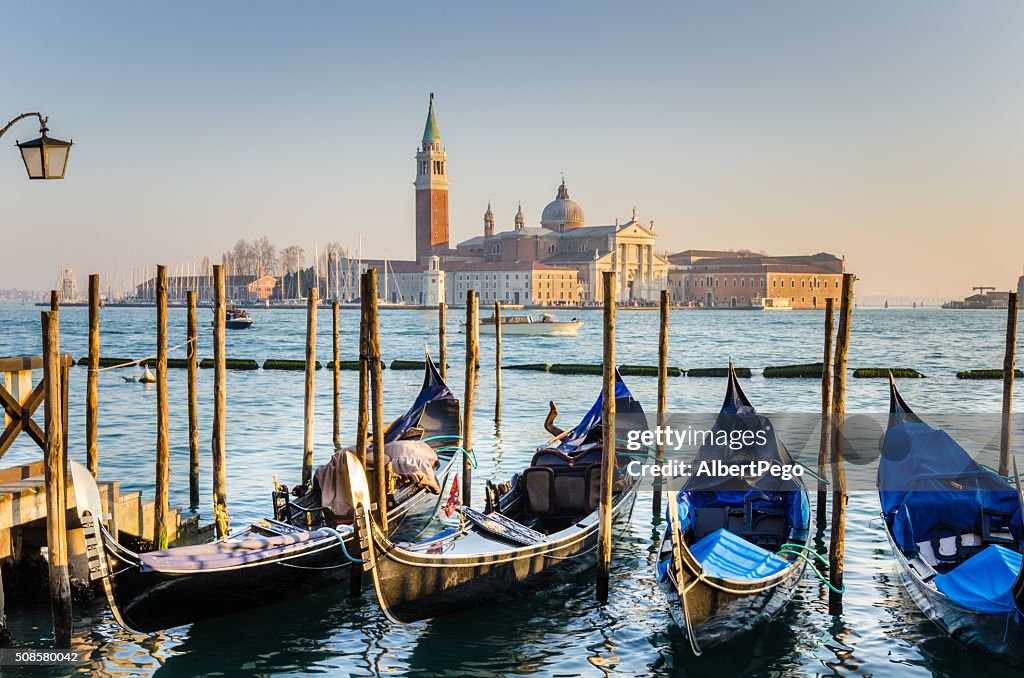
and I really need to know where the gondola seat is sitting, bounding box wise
[687,528,791,580]
[933,544,1024,614]
[522,462,605,517]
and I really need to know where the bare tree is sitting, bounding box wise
[279,245,305,274]
[253,237,277,276]
[230,239,258,276]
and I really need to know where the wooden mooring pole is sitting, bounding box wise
[999,291,1018,477]
[494,301,502,423]
[351,284,371,598]
[438,301,447,381]
[652,289,669,519]
[363,271,388,531]
[816,297,835,528]
[302,287,318,486]
[155,265,170,548]
[49,290,58,312]
[86,273,99,478]
[211,265,229,539]
[41,310,72,647]
[597,271,616,603]
[829,273,854,613]
[357,292,370,468]
[333,300,341,450]
[463,290,478,506]
[187,290,200,510]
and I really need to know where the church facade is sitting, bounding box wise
[455,180,670,303]
[358,95,669,306]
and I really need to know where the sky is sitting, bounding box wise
[2,1,1022,299]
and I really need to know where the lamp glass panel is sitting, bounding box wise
[20,145,44,178]
[45,145,70,179]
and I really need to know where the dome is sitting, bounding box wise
[540,178,585,231]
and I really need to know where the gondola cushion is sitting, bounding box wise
[688,528,791,581]
[523,467,556,516]
[933,544,1023,614]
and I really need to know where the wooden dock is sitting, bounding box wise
[0,459,202,581]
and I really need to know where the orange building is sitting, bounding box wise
[668,250,845,309]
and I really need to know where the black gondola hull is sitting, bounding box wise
[884,521,1024,667]
[362,492,637,624]
[659,529,806,651]
[99,465,452,633]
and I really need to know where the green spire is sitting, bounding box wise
[422,92,440,142]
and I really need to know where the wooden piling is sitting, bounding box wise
[333,300,341,450]
[49,290,59,312]
[351,287,370,597]
[652,289,669,518]
[0,565,7,646]
[302,288,318,486]
[463,290,478,505]
[597,272,617,603]
[363,271,388,531]
[828,273,854,613]
[816,297,835,528]
[999,291,1018,477]
[187,290,199,510]
[41,310,72,647]
[86,273,100,478]
[438,301,447,381]
[211,265,229,539]
[155,265,170,549]
[494,301,502,423]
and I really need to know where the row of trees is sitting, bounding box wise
[220,239,350,280]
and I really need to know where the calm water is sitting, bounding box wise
[1,302,1022,677]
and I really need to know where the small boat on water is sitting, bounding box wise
[71,355,462,633]
[751,297,792,311]
[210,305,254,329]
[463,312,582,336]
[879,375,1024,667]
[656,364,811,655]
[348,372,646,623]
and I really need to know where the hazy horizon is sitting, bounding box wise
[2,2,1022,297]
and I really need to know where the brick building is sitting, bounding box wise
[668,250,844,309]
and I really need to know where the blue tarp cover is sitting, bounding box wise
[688,528,790,580]
[880,422,1022,549]
[558,377,633,452]
[934,545,1023,614]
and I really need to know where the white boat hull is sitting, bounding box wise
[470,321,582,336]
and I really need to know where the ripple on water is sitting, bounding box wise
[2,305,1024,676]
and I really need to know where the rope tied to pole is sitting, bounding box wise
[89,337,196,372]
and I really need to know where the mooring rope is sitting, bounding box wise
[777,542,845,594]
[89,337,196,373]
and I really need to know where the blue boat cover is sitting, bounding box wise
[934,545,1024,614]
[556,372,642,453]
[688,528,791,580]
[383,355,455,444]
[879,422,1022,553]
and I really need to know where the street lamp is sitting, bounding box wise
[0,112,73,180]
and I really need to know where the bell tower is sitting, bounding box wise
[415,93,449,261]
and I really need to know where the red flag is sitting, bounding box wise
[444,475,460,518]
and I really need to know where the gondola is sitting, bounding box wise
[71,354,461,633]
[879,375,1024,666]
[656,364,811,655]
[346,372,646,623]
